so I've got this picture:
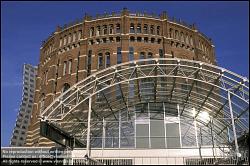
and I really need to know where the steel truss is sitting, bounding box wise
[40,58,249,156]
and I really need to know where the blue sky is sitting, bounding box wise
[1,1,249,146]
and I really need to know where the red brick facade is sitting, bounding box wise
[26,9,216,146]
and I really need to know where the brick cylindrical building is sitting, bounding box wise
[26,8,217,147]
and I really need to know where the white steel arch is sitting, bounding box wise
[40,58,249,155]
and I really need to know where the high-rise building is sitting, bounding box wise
[10,64,37,147]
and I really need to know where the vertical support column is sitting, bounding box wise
[228,91,239,155]
[102,118,105,149]
[148,102,151,148]
[193,108,199,148]
[177,104,182,148]
[227,126,231,142]
[163,102,167,148]
[119,110,121,148]
[134,109,137,148]
[210,117,215,159]
[199,127,203,160]
[86,97,92,157]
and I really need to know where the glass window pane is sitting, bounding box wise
[150,120,165,148]
[167,137,180,148]
[166,123,180,137]
[136,124,149,148]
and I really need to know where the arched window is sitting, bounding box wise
[62,83,70,93]
[157,39,162,44]
[63,61,67,76]
[62,83,70,100]
[68,59,72,74]
[103,25,107,35]
[130,23,135,33]
[175,30,179,39]
[137,24,141,33]
[130,36,135,42]
[90,27,94,37]
[147,52,153,64]
[96,26,101,36]
[190,36,193,46]
[63,35,67,45]
[105,52,111,67]
[73,32,76,42]
[89,40,94,45]
[148,52,153,59]
[116,36,121,42]
[151,38,155,43]
[139,52,145,59]
[144,37,148,43]
[98,53,103,69]
[143,24,148,34]
[68,34,71,44]
[157,26,160,35]
[186,34,189,45]
[169,28,172,38]
[102,38,107,43]
[87,50,92,76]
[45,70,48,84]
[180,32,184,42]
[109,24,113,34]
[137,37,142,42]
[78,31,82,40]
[150,25,154,34]
[40,93,45,112]
[117,47,122,64]
[116,23,121,33]
[109,37,114,42]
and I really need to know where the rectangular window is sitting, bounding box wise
[73,32,76,42]
[117,47,122,64]
[78,30,82,40]
[68,35,71,44]
[116,24,121,33]
[63,36,67,45]
[68,60,72,74]
[106,53,110,67]
[98,54,103,69]
[63,61,67,76]
[109,25,113,34]
[87,50,92,76]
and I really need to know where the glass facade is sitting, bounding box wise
[88,102,213,149]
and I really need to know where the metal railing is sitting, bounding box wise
[72,156,249,165]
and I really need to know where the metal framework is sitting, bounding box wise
[40,58,249,157]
